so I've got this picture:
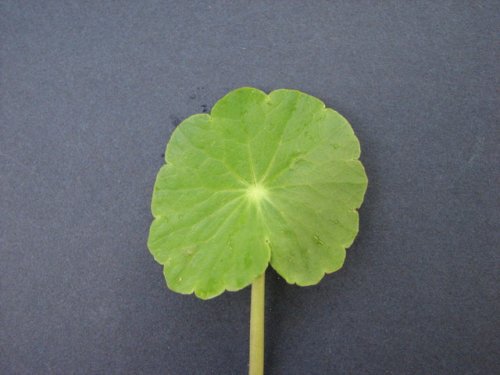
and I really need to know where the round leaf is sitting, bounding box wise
[148,87,368,299]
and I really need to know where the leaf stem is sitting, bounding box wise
[249,272,265,375]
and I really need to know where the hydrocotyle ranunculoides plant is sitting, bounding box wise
[147,87,368,375]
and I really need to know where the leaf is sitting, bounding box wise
[148,87,368,299]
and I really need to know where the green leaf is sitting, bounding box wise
[148,87,367,299]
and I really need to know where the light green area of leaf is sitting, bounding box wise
[148,87,367,299]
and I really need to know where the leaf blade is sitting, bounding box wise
[148,87,367,298]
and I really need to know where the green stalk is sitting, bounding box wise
[249,272,265,375]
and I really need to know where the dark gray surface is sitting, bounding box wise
[1,1,499,374]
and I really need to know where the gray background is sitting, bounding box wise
[1,1,498,374]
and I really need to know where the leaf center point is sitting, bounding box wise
[246,183,268,203]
